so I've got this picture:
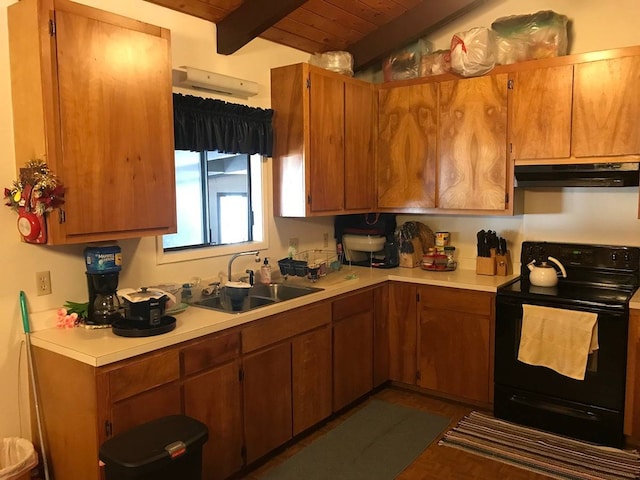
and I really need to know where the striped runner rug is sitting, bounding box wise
[439,411,640,480]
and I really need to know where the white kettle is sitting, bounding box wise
[527,256,567,287]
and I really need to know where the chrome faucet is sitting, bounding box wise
[227,251,260,283]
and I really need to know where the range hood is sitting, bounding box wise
[514,162,640,188]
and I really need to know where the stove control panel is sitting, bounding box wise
[521,242,640,277]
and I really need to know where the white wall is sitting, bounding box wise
[0,0,639,438]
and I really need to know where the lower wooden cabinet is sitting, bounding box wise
[417,285,494,403]
[28,281,510,480]
[184,361,243,480]
[181,332,243,480]
[387,282,418,384]
[383,282,494,405]
[373,283,390,387]
[241,302,332,464]
[292,327,332,435]
[111,383,182,436]
[243,343,293,463]
[332,289,374,410]
[625,309,640,437]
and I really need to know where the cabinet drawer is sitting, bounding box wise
[332,289,374,322]
[182,331,241,376]
[243,302,331,353]
[109,350,180,402]
[420,285,493,316]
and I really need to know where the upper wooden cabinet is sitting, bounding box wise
[377,83,438,211]
[509,65,573,161]
[510,49,640,163]
[271,63,375,216]
[438,74,509,211]
[8,0,176,244]
[573,56,640,157]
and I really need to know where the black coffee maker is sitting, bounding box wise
[334,213,399,268]
[85,245,123,325]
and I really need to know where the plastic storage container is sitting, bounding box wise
[0,437,37,480]
[99,415,208,480]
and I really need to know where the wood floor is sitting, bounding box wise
[241,386,553,479]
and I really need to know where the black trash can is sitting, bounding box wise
[99,415,208,480]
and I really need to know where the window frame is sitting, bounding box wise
[155,155,269,265]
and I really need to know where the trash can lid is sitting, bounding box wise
[99,415,208,472]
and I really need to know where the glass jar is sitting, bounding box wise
[444,246,456,268]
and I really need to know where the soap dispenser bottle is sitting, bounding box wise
[260,257,272,284]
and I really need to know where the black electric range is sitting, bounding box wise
[494,241,640,447]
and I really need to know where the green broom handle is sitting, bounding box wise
[20,290,30,333]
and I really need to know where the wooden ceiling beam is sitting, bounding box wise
[216,0,308,55]
[348,0,486,70]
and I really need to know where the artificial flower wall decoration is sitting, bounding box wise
[4,159,65,215]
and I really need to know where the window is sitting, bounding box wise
[160,150,265,260]
[160,93,272,263]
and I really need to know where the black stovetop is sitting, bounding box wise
[498,241,640,309]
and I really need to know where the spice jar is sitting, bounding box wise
[444,246,456,268]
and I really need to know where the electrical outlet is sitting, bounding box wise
[323,232,329,248]
[36,271,52,296]
[289,237,299,250]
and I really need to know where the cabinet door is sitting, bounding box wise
[309,70,345,212]
[9,0,176,244]
[184,361,243,480]
[55,4,175,240]
[625,309,640,438]
[333,310,374,410]
[373,284,390,387]
[418,286,492,403]
[344,80,375,211]
[377,83,438,210]
[111,384,182,436]
[243,343,292,464]
[573,56,640,157]
[292,327,332,435]
[510,65,573,160]
[388,282,418,384]
[438,74,508,211]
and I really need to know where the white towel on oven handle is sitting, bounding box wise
[517,304,598,381]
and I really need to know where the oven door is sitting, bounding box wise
[495,295,628,410]
[494,295,628,446]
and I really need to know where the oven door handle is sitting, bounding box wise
[510,394,600,421]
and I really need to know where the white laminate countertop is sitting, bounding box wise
[29,266,519,367]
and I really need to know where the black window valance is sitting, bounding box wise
[173,93,273,156]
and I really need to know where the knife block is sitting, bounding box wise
[476,256,496,276]
[495,251,513,276]
[399,238,423,268]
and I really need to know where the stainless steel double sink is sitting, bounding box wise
[192,283,324,313]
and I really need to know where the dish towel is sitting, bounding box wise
[517,304,598,380]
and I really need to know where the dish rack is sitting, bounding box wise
[278,249,341,281]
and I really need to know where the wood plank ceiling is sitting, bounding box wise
[144,0,486,71]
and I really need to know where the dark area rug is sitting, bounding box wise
[439,411,640,480]
[261,399,451,480]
